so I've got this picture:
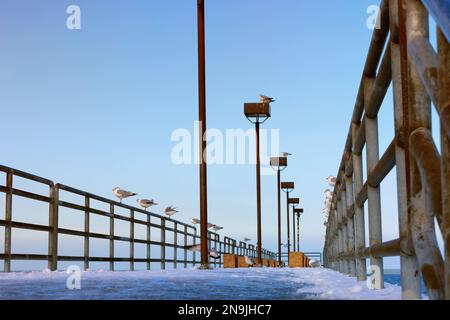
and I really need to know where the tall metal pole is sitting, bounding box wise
[292,207,296,252]
[297,213,300,251]
[197,0,209,269]
[286,192,290,257]
[255,121,262,266]
[277,170,282,266]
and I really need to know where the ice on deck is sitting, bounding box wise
[0,267,402,300]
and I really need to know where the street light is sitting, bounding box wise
[270,157,287,267]
[294,208,304,252]
[281,182,294,263]
[288,197,299,253]
[244,101,271,267]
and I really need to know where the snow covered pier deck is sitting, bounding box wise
[0,267,401,300]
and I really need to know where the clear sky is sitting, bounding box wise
[0,0,442,270]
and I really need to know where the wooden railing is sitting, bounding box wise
[0,164,276,272]
[323,0,449,300]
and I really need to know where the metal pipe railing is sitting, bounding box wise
[323,0,449,300]
[0,164,276,272]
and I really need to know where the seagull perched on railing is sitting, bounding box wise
[112,187,137,203]
[185,244,220,259]
[164,206,179,217]
[280,152,292,157]
[259,94,275,103]
[243,238,251,243]
[190,218,201,225]
[326,175,336,187]
[136,199,157,211]
[210,225,223,232]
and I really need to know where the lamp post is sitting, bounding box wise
[294,208,304,251]
[281,182,294,263]
[288,197,299,255]
[244,101,271,266]
[270,157,287,267]
[197,0,209,269]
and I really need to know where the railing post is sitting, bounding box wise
[344,171,356,277]
[84,196,90,271]
[184,225,188,268]
[352,123,367,280]
[174,222,178,269]
[48,184,59,271]
[389,0,421,299]
[193,228,197,266]
[4,172,13,272]
[364,75,385,288]
[161,218,166,270]
[109,203,114,271]
[130,209,135,271]
[147,214,151,270]
[437,25,450,300]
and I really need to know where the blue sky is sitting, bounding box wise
[1,0,440,270]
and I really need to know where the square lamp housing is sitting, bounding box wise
[281,182,295,190]
[288,198,300,205]
[244,102,271,120]
[294,208,304,214]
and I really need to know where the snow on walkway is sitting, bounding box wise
[0,267,401,300]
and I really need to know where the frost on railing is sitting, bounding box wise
[322,0,449,300]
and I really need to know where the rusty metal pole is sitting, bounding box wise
[277,170,282,266]
[296,212,300,252]
[255,121,262,266]
[197,0,209,269]
[286,191,290,259]
[292,207,296,252]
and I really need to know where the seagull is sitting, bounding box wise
[243,238,251,242]
[280,152,292,157]
[190,218,201,225]
[259,94,275,103]
[207,223,216,230]
[112,187,137,203]
[185,244,221,259]
[309,259,321,268]
[211,225,223,232]
[164,206,179,217]
[326,175,336,187]
[244,256,255,267]
[136,199,157,211]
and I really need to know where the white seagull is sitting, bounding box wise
[136,199,158,211]
[112,187,137,203]
[259,94,275,103]
[326,175,336,187]
[164,206,179,217]
[190,218,201,225]
[210,225,223,232]
[185,244,221,259]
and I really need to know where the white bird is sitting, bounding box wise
[112,187,137,203]
[211,225,223,232]
[164,206,179,217]
[244,256,255,267]
[136,199,157,211]
[280,152,292,157]
[190,218,201,225]
[326,176,336,187]
[259,94,275,103]
[243,238,251,242]
[185,244,221,259]
[207,223,216,230]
